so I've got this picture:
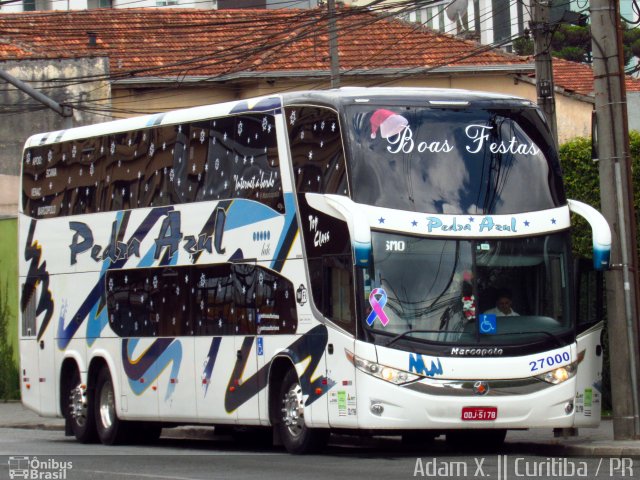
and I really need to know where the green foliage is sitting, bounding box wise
[513,36,534,56]
[0,280,19,400]
[558,137,599,257]
[553,46,587,63]
[632,38,640,60]
[560,133,640,412]
[559,132,640,259]
[543,23,640,66]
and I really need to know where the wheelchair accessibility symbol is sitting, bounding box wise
[479,314,497,335]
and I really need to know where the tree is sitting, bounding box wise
[513,23,640,71]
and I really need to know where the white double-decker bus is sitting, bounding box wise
[19,88,611,453]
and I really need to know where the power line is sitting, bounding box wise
[0,2,529,116]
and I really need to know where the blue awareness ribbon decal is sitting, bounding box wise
[366,288,390,327]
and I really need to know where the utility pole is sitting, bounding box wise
[0,69,73,129]
[531,0,558,143]
[590,0,640,440]
[327,0,340,88]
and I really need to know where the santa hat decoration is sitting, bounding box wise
[370,109,409,139]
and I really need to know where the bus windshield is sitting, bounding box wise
[361,231,573,347]
[346,105,565,214]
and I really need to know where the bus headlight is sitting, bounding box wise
[536,362,578,384]
[345,350,419,385]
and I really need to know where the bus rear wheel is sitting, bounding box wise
[277,369,328,454]
[94,367,130,445]
[66,369,97,443]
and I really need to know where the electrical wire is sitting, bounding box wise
[0,0,532,117]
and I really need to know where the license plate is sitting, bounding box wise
[461,406,498,421]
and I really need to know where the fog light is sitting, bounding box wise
[565,401,574,414]
[370,403,384,416]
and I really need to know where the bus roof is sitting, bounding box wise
[23,87,536,148]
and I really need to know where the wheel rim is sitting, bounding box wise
[69,384,87,427]
[98,378,115,430]
[281,381,304,438]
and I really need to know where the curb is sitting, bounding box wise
[2,423,64,431]
[2,422,640,456]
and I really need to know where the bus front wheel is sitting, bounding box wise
[277,369,328,454]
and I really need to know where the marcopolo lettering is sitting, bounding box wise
[450,347,504,356]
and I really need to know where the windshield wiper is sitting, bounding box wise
[509,330,567,348]
[384,328,568,348]
[385,329,461,347]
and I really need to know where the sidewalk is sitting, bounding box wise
[2,400,640,456]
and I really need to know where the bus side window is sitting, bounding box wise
[207,117,235,201]
[576,258,604,332]
[188,121,211,203]
[309,254,355,334]
[228,114,282,211]
[232,263,256,335]
[285,106,349,196]
[255,267,298,335]
[156,268,190,337]
[21,283,37,337]
[195,264,233,336]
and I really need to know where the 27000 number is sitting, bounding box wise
[529,352,570,372]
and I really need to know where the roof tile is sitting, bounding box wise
[0,8,526,79]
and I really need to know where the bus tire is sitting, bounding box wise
[94,367,130,445]
[277,369,328,454]
[66,368,97,443]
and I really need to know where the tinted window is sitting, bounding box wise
[347,106,565,214]
[22,113,283,218]
[285,106,349,195]
[106,263,297,337]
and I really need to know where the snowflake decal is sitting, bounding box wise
[176,285,180,295]
[108,278,114,292]
[90,163,95,176]
[169,169,175,182]
[200,130,206,144]
[149,142,155,157]
[25,152,31,165]
[153,276,158,289]
[47,150,53,163]
[110,141,116,155]
[237,121,243,136]
[214,158,220,171]
[71,145,77,158]
[258,272,264,286]
[289,110,297,126]
[262,116,269,131]
[199,274,206,288]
